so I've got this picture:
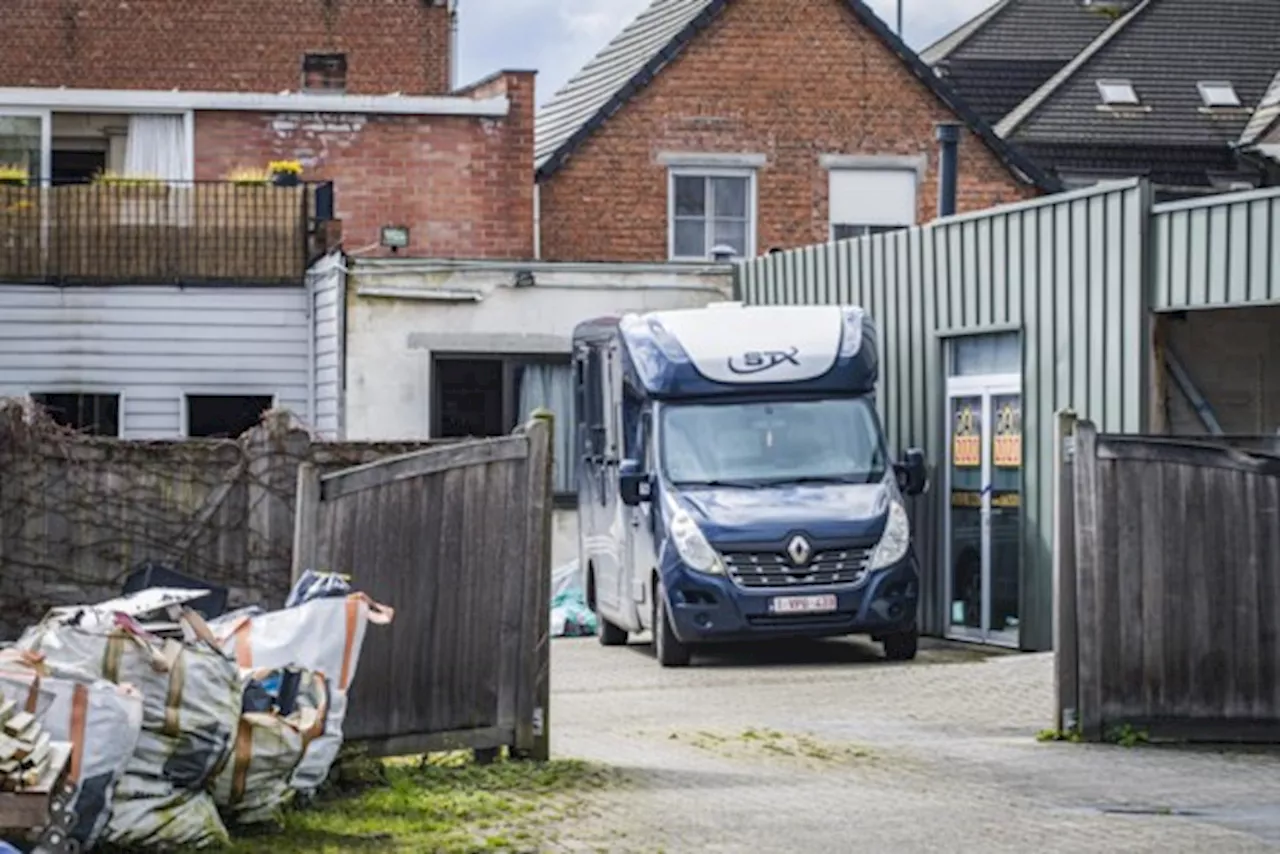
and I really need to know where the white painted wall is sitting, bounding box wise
[310,253,346,439]
[0,254,344,438]
[343,258,734,568]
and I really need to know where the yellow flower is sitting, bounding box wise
[267,160,303,175]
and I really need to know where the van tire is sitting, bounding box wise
[598,617,628,647]
[653,582,691,668]
[882,627,919,662]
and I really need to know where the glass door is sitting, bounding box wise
[945,377,1022,647]
[0,110,51,276]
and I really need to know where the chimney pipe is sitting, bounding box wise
[936,123,960,219]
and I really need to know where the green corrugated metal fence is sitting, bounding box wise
[1153,187,1280,311]
[737,179,1153,651]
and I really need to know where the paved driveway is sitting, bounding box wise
[550,637,1280,853]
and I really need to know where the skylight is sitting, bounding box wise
[1097,79,1139,106]
[1197,81,1241,108]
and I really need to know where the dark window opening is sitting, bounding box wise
[186,395,273,438]
[832,224,907,242]
[31,393,119,436]
[51,150,107,185]
[303,53,348,92]
[433,354,576,495]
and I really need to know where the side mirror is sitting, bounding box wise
[895,448,928,497]
[619,458,652,506]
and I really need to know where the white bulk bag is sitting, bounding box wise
[212,668,330,825]
[212,593,393,792]
[0,650,144,849]
[17,609,243,849]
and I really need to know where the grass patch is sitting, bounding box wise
[223,752,616,853]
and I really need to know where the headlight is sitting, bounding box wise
[869,500,910,570]
[669,509,725,574]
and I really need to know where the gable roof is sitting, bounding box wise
[921,0,1117,125]
[1239,67,1280,150]
[534,0,1062,191]
[998,0,1280,151]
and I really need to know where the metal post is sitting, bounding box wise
[897,0,904,37]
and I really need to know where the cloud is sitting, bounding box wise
[455,0,995,104]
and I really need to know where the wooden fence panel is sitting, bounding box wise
[1067,421,1280,741]
[300,416,554,757]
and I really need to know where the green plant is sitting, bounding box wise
[227,166,270,185]
[268,159,303,176]
[1105,723,1150,748]
[93,170,164,188]
[1036,726,1083,743]
[0,164,28,185]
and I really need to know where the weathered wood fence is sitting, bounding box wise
[293,414,555,759]
[1056,413,1280,741]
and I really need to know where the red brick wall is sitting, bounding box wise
[1,0,452,95]
[537,0,1038,263]
[195,72,536,260]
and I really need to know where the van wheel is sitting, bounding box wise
[653,582,691,668]
[882,627,919,662]
[589,569,627,646]
[598,617,628,647]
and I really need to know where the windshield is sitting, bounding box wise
[660,397,887,487]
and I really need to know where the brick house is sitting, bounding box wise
[0,0,534,260]
[534,0,1060,263]
[0,0,537,441]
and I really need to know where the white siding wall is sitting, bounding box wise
[0,284,312,438]
[310,253,346,439]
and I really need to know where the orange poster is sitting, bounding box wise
[952,403,980,468]
[994,400,1022,468]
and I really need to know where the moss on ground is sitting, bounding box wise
[222,752,616,853]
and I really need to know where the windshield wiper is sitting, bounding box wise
[768,474,879,486]
[672,479,764,489]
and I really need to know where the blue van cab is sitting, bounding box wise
[572,302,928,667]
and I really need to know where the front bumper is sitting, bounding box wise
[661,555,919,644]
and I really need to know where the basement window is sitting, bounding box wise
[30,392,120,436]
[302,53,348,93]
[1197,81,1241,108]
[432,354,576,496]
[1097,79,1139,106]
[185,395,274,438]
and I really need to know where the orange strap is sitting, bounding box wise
[229,718,254,805]
[233,620,253,669]
[338,598,360,690]
[68,684,88,782]
[24,674,40,715]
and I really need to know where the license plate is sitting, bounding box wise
[769,594,838,615]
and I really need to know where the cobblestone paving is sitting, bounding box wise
[549,637,1280,853]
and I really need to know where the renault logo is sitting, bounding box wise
[786,535,812,567]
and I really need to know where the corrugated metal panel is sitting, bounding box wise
[0,285,311,438]
[1153,186,1280,311]
[737,179,1150,651]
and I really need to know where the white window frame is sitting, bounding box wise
[823,158,921,242]
[667,167,757,261]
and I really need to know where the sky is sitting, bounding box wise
[454,0,997,104]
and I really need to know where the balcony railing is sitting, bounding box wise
[0,179,335,286]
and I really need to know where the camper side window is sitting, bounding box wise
[622,387,645,464]
[581,347,606,457]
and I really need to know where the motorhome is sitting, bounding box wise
[572,303,927,667]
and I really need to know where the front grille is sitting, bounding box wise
[723,547,873,589]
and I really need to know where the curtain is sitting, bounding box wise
[518,362,576,494]
[123,114,187,180]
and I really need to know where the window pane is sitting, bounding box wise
[186,395,273,438]
[514,361,576,494]
[0,115,43,181]
[673,176,705,216]
[949,332,1021,377]
[32,393,120,436]
[435,358,505,437]
[712,176,748,218]
[673,217,706,258]
[711,218,747,257]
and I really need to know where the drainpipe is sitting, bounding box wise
[533,183,542,260]
[936,123,960,219]
[448,0,459,91]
